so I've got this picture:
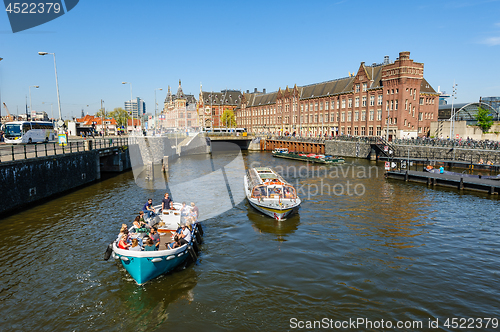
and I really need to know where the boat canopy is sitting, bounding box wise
[247,168,296,199]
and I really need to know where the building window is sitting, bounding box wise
[418,127,422,133]
[386,101,389,111]
[368,126,373,136]
[319,114,323,123]
[362,83,367,92]
[347,127,352,135]
[376,126,381,136]
[355,97,359,107]
[405,99,408,111]
[341,126,344,134]
[314,115,318,123]
[396,88,398,94]
[420,97,424,105]
[341,112,345,122]
[347,111,352,122]
[377,95,382,106]
[300,115,304,123]
[361,126,366,135]
[341,99,345,108]
[348,98,352,108]
[354,111,359,121]
[337,100,340,108]
[320,102,323,111]
[369,110,374,121]
[370,95,375,106]
[361,111,366,121]
[377,110,382,121]
[362,96,367,107]
[354,127,358,135]
[310,115,313,123]
[355,84,360,93]
[325,101,329,110]
[395,100,398,110]
[330,112,335,122]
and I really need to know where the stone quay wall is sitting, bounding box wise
[324,140,500,164]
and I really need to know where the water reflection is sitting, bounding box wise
[247,204,300,240]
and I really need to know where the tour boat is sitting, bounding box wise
[272,148,344,164]
[104,203,203,285]
[244,167,301,220]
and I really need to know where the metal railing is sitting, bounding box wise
[393,138,500,150]
[0,138,128,163]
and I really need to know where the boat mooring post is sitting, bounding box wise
[162,156,169,175]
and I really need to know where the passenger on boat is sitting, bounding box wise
[190,202,199,220]
[130,218,149,234]
[144,238,156,251]
[439,166,444,174]
[167,234,182,249]
[161,193,173,212]
[178,223,192,246]
[181,202,190,217]
[142,198,156,219]
[138,211,145,222]
[149,227,160,249]
[129,238,142,251]
[116,225,131,244]
[118,234,130,250]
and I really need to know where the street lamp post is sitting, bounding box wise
[0,57,3,122]
[38,52,62,125]
[449,81,458,139]
[122,82,133,131]
[29,85,39,118]
[154,88,162,134]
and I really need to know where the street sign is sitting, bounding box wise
[384,146,388,152]
[385,162,390,170]
[57,119,64,127]
[456,134,459,139]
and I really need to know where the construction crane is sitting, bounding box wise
[2,103,14,122]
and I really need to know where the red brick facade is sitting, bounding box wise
[236,52,439,138]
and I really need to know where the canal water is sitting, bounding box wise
[1,151,499,331]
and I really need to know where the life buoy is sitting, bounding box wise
[103,243,113,261]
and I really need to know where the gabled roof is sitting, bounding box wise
[200,90,242,106]
[420,78,438,94]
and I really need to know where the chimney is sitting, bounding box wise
[254,88,257,93]
[263,88,266,94]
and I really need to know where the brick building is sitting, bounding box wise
[197,88,242,129]
[236,52,439,139]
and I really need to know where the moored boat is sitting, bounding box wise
[244,167,301,220]
[272,148,344,164]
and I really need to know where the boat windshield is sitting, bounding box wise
[267,186,282,197]
[283,186,296,199]
[252,185,267,198]
[4,124,22,137]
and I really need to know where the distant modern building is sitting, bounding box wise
[124,97,146,120]
[162,80,198,130]
[235,51,439,139]
[197,88,242,128]
[480,97,500,113]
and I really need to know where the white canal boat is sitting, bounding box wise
[244,167,301,220]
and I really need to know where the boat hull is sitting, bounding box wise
[247,199,298,220]
[273,152,344,164]
[113,243,189,284]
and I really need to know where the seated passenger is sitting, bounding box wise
[167,234,182,249]
[118,234,130,250]
[149,227,160,249]
[144,238,156,251]
[142,198,156,219]
[178,223,192,246]
[129,238,142,251]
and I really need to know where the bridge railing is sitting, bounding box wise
[0,138,128,163]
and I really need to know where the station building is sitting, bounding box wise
[197,88,242,129]
[162,80,198,130]
[235,51,440,139]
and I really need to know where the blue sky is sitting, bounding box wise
[0,0,499,119]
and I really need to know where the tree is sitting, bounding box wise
[475,106,494,133]
[108,107,129,127]
[95,108,106,118]
[221,109,236,128]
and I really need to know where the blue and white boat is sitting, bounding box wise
[106,204,203,285]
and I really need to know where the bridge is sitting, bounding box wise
[205,133,258,150]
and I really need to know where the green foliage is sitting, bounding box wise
[95,108,106,118]
[221,109,236,128]
[108,107,129,127]
[475,106,494,133]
